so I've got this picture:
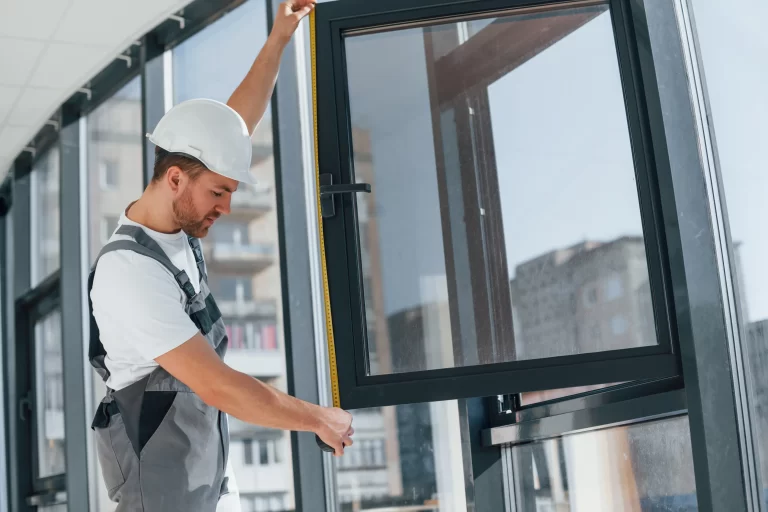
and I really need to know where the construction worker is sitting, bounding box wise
[87,1,354,510]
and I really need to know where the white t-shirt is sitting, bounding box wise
[90,211,202,391]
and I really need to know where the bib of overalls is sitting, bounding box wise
[87,225,231,512]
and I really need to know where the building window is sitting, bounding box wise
[584,287,599,307]
[227,321,277,351]
[611,315,628,335]
[604,275,624,301]
[210,276,253,301]
[99,159,119,189]
[243,438,253,466]
[259,439,269,465]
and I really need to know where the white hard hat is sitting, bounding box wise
[147,98,257,185]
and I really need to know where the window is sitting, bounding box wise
[34,309,65,478]
[210,276,254,302]
[173,0,294,505]
[604,275,624,301]
[243,439,253,465]
[85,75,144,512]
[335,402,467,510]
[510,416,697,510]
[693,0,768,501]
[259,439,269,465]
[611,315,628,335]
[584,287,599,307]
[86,76,143,264]
[313,0,677,408]
[30,146,60,286]
[99,159,119,189]
[214,220,251,244]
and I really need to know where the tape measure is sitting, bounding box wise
[309,10,341,411]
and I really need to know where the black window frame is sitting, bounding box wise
[313,0,683,409]
[14,270,66,505]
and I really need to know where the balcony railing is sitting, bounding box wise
[205,242,275,272]
[211,242,274,259]
[231,185,272,211]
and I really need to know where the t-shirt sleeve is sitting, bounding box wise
[90,250,200,361]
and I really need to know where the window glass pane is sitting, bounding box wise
[87,76,143,264]
[510,416,697,510]
[692,0,768,504]
[345,4,657,375]
[172,0,294,506]
[31,147,60,286]
[86,75,143,512]
[35,309,65,478]
[337,401,468,510]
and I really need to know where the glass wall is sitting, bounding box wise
[691,0,768,505]
[34,308,65,479]
[86,77,144,263]
[509,416,697,511]
[30,146,60,286]
[172,1,294,509]
[84,75,144,511]
[338,401,467,510]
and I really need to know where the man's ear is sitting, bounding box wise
[166,165,183,191]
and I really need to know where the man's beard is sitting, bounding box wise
[172,187,216,238]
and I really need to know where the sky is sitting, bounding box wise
[692,0,768,322]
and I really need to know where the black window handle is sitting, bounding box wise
[319,173,371,218]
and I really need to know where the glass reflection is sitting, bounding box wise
[31,147,60,286]
[173,1,292,509]
[337,401,466,511]
[86,75,143,512]
[345,5,656,375]
[35,309,65,478]
[511,416,698,511]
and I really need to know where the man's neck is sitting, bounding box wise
[126,188,181,235]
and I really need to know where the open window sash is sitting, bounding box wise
[311,0,682,410]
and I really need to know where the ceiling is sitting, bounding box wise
[0,0,194,181]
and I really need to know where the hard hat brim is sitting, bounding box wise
[147,134,259,185]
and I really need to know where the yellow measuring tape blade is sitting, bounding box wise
[309,10,341,409]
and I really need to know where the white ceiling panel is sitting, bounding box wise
[0,125,31,157]
[0,37,46,86]
[0,0,73,40]
[0,0,193,182]
[28,42,111,88]
[0,85,22,123]
[54,0,180,45]
[5,87,65,127]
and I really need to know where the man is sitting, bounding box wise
[87,1,354,510]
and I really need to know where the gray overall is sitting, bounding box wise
[88,225,231,511]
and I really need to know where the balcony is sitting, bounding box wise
[217,299,277,319]
[204,241,274,273]
[229,185,272,220]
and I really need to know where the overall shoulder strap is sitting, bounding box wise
[187,236,207,283]
[102,224,198,298]
[94,239,197,300]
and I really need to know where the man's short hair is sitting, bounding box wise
[152,147,207,182]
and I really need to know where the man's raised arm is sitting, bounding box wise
[227,0,315,133]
